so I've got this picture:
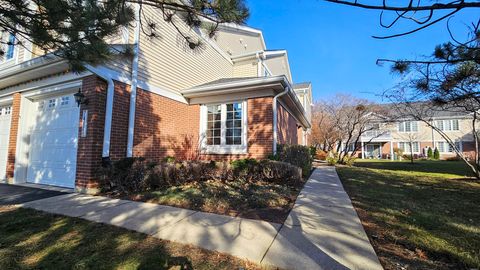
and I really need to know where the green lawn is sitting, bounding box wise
[128,179,302,224]
[337,160,480,269]
[0,206,260,270]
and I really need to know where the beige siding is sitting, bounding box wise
[233,59,258,77]
[390,118,474,143]
[265,55,292,82]
[137,6,233,92]
[213,28,264,56]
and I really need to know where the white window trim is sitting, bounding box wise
[398,121,419,133]
[435,119,460,132]
[199,100,248,154]
[398,142,421,153]
[436,141,462,153]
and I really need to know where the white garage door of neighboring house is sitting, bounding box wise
[26,94,79,188]
[0,105,12,181]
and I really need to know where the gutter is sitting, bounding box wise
[84,65,114,159]
[126,4,141,157]
[272,87,289,154]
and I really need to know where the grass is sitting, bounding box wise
[127,179,303,224]
[336,160,480,269]
[0,206,261,270]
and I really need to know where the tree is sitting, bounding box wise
[311,101,342,152]
[313,94,387,164]
[0,0,249,71]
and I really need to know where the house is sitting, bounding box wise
[343,107,475,160]
[0,10,312,193]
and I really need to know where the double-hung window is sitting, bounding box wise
[436,141,461,153]
[398,142,420,153]
[201,101,247,154]
[398,121,418,132]
[435,119,459,131]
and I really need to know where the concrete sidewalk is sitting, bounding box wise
[20,166,382,269]
[261,166,383,269]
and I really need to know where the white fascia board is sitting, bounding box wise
[182,76,287,97]
[0,54,62,79]
[230,50,264,62]
[0,71,91,98]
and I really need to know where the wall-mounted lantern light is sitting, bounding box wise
[74,89,88,107]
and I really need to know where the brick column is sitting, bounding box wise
[6,93,21,181]
[75,75,107,193]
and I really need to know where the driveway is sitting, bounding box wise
[0,184,68,205]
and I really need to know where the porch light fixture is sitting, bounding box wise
[74,89,88,107]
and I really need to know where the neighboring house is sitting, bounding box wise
[0,11,312,193]
[342,108,474,160]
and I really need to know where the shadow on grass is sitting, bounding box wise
[0,207,255,270]
[337,166,480,269]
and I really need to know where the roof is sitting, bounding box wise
[379,102,470,119]
[182,75,311,128]
[190,77,259,89]
[293,82,311,89]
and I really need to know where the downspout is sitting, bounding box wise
[126,3,141,157]
[272,87,289,154]
[84,65,114,160]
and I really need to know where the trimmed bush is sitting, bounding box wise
[427,147,433,159]
[101,157,304,195]
[277,144,313,177]
[434,148,440,160]
[326,153,338,166]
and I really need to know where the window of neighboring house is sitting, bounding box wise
[201,101,247,153]
[346,143,356,152]
[5,33,15,60]
[398,142,420,153]
[398,121,418,132]
[435,119,459,131]
[436,141,461,153]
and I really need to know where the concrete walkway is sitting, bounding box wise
[19,166,382,269]
[261,166,383,270]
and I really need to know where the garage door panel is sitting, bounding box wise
[0,105,12,180]
[26,94,79,188]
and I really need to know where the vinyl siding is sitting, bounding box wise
[264,55,292,82]
[137,6,233,92]
[213,28,264,56]
[233,59,258,77]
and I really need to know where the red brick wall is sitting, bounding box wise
[110,81,131,160]
[133,88,201,161]
[75,76,107,190]
[6,93,20,179]
[277,103,298,145]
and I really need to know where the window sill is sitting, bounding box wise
[201,145,248,155]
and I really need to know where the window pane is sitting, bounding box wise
[6,34,15,59]
[225,102,243,145]
[206,104,221,145]
[398,123,404,132]
[452,120,459,130]
[233,137,241,145]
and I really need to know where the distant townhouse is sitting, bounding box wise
[0,10,312,193]
[345,108,474,160]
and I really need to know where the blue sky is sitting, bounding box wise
[245,0,478,102]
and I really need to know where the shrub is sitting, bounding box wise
[100,157,304,195]
[259,160,302,186]
[277,144,313,177]
[309,146,317,158]
[163,156,176,163]
[445,156,461,161]
[427,147,433,159]
[315,150,328,160]
[344,155,356,166]
[434,148,440,160]
[326,152,338,166]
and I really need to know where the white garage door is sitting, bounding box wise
[26,94,79,188]
[0,105,12,180]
